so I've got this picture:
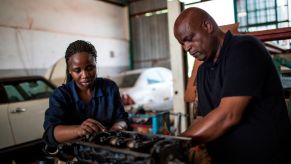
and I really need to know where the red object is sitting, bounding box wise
[130,124,151,134]
[244,27,291,42]
[121,94,135,105]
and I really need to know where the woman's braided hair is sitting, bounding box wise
[65,40,97,83]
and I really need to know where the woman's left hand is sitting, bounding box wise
[109,121,128,131]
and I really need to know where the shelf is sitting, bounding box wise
[243,27,291,42]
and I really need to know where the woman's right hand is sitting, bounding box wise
[75,118,106,137]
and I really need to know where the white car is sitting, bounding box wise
[0,76,55,159]
[111,67,173,111]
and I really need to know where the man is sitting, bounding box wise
[174,7,291,163]
[184,23,239,103]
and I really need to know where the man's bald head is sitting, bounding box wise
[174,7,219,39]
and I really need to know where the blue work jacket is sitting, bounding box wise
[43,78,128,146]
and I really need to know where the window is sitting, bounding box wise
[235,0,290,49]
[4,85,24,102]
[235,0,289,32]
[117,73,141,88]
[0,85,8,103]
[19,80,54,99]
[3,79,54,102]
[147,71,163,85]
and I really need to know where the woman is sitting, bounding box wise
[43,40,128,147]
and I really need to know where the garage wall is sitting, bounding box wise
[130,13,169,69]
[0,0,129,77]
[129,0,170,69]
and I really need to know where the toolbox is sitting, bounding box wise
[129,111,171,135]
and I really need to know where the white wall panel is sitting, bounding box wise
[0,0,129,77]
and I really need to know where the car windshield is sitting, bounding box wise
[113,73,140,88]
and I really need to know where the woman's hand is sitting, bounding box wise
[109,121,128,131]
[75,118,107,137]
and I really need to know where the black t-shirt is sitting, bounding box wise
[197,31,291,164]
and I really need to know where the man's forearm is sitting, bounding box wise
[181,108,240,145]
[181,96,250,145]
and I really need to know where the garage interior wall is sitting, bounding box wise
[129,0,170,69]
[0,0,129,78]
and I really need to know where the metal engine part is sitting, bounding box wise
[53,131,193,164]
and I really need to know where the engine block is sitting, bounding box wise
[55,131,193,163]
